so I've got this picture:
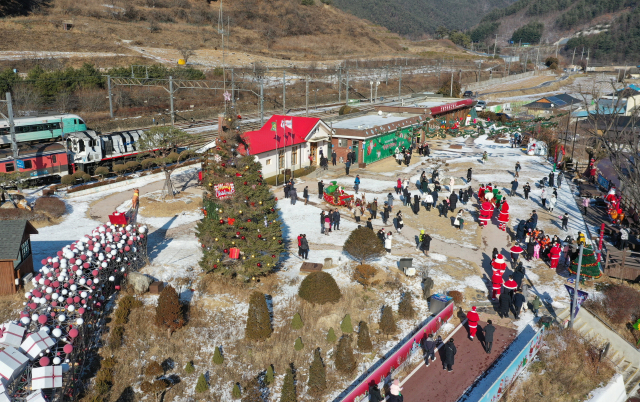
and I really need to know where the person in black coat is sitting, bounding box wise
[467,168,472,182]
[368,382,384,402]
[442,338,457,372]
[331,151,337,166]
[513,290,526,319]
[303,186,309,205]
[516,220,526,241]
[512,262,525,289]
[530,211,538,229]
[413,194,420,214]
[483,320,495,354]
[320,211,326,234]
[422,334,437,367]
[318,180,324,199]
[333,210,341,230]
[449,192,458,212]
[523,182,531,200]
[300,235,309,259]
[499,291,512,319]
[549,171,555,187]
[284,182,290,198]
[366,217,374,230]
[461,190,469,204]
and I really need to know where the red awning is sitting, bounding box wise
[430,99,474,115]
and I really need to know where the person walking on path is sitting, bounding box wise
[402,186,410,206]
[354,206,362,223]
[333,209,341,230]
[368,383,384,402]
[467,168,472,182]
[541,188,547,209]
[413,194,421,215]
[331,150,337,166]
[582,196,590,215]
[284,182,290,199]
[303,186,309,205]
[345,160,351,175]
[483,320,495,354]
[557,171,564,189]
[389,380,403,402]
[523,182,531,200]
[318,180,324,199]
[454,209,464,230]
[510,178,519,197]
[499,290,512,319]
[482,151,488,164]
[549,171,555,187]
[425,192,433,211]
[300,234,309,259]
[384,231,393,254]
[467,306,480,340]
[320,211,326,234]
[383,202,391,225]
[620,225,630,250]
[354,175,360,194]
[449,191,458,212]
[531,295,542,317]
[418,230,431,255]
[515,162,521,177]
[513,290,526,319]
[396,178,402,195]
[387,192,394,207]
[560,213,569,231]
[290,186,298,205]
[370,199,378,219]
[297,234,303,257]
[548,194,557,212]
[531,210,538,229]
[396,210,404,233]
[422,334,437,367]
[443,338,457,372]
[366,217,373,230]
[324,214,332,235]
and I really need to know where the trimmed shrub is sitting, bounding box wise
[326,327,337,343]
[398,292,416,319]
[357,321,373,352]
[155,285,185,332]
[195,373,209,393]
[291,313,303,330]
[340,314,353,334]
[298,271,342,305]
[232,383,241,399]
[145,361,163,377]
[81,173,92,183]
[60,175,75,186]
[166,152,180,163]
[344,227,385,264]
[94,166,109,180]
[380,306,397,335]
[184,361,195,374]
[308,348,326,396]
[294,337,304,351]
[352,264,379,288]
[213,346,224,364]
[141,158,158,170]
[265,365,275,385]
[280,367,296,402]
[108,326,124,350]
[245,291,273,341]
[335,335,356,374]
[112,164,127,176]
[34,196,66,218]
[125,161,141,172]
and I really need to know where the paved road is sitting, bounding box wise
[402,321,517,402]
[478,74,569,97]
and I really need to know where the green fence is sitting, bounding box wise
[362,129,413,164]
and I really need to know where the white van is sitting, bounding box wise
[475,100,487,112]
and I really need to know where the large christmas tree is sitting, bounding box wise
[568,246,602,279]
[196,130,284,279]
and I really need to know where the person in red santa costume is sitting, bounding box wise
[492,254,507,276]
[503,275,518,298]
[497,198,510,232]
[491,271,504,300]
[479,201,494,228]
[478,184,486,202]
[467,306,480,340]
[549,242,562,269]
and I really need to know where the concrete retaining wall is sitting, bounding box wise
[464,71,553,92]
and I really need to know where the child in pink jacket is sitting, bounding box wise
[533,243,541,260]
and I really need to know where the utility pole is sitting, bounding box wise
[282,71,286,115]
[231,68,235,109]
[572,48,576,68]
[586,49,590,71]
[3,92,17,159]
[386,66,389,85]
[536,47,540,71]
[346,69,349,106]
[338,67,342,103]
[581,47,585,60]
[450,71,454,97]
[107,75,114,119]
[169,76,175,125]
[524,53,529,73]
[493,34,498,58]
[568,243,584,328]
[305,76,309,117]
[398,66,402,99]
[555,43,559,58]
[260,79,264,126]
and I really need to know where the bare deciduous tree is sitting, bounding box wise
[178,46,195,63]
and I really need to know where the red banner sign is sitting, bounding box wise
[429,99,474,115]
[214,183,235,199]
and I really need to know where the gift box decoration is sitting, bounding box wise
[0,324,26,349]
[0,347,29,386]
[229,247,240,259]
[26,390,47,402]
[31,366,63,390]
[19,331,55,360]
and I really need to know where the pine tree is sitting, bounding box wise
[195,373,209,393]
[398,292,416,319]
[245,291,273,341]
[184,361,195,374]
[294,337,304,351]
[280,367,296,402]
[307,348,326,397]
[242,377,262,402]
[155,285,184,334]
[196,131,285,279]
[326,327,337,343]
[335,335,356,374]
[298,271,342,305]
[232,383,242,399]
[357,321,373,352]
[340,314,353,334]
[380,306,397,336]
[569,246,602,279]
[213,346,224,364]
[291,313,304,330]
[265,365,275,385]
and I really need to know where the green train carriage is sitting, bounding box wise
[0,114,87,147]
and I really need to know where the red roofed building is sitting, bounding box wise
[242,115,332,177]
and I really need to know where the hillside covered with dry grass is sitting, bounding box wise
[0,0,407,60]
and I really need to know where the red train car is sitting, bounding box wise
[0,143,70,184]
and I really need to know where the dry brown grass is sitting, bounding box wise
[486,74,579,100]
[505,328,616,402]
[138,192,202,218]
[0,292,26,324]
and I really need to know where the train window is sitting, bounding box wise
[79,140,85,152]
[5,163,15,172]
[23,160,33,169]
[79,119,85,125]
[0,128,7,134]
[52,155,57,163]
[37,125,44,131]
[74,119,78,124]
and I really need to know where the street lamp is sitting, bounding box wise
[315,88,319,110]
[375,81,380,103]
[370,81,374,104]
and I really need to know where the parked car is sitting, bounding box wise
[496,112,513,120]
[475,100,487,112]
[463,91,474,98]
